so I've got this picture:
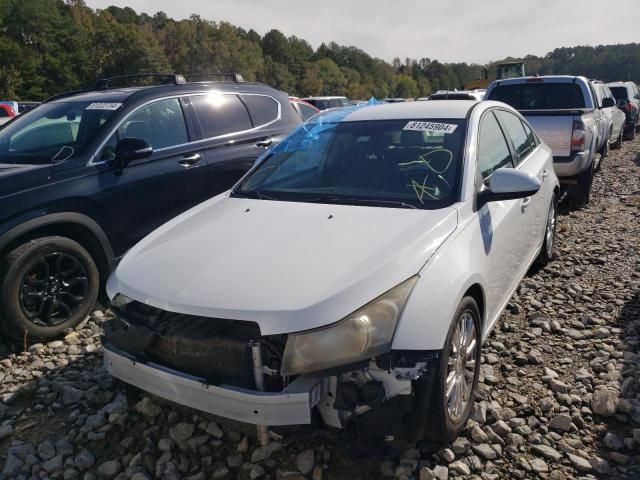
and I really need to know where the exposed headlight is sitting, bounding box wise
[281,276,418,376]
[110,293,134,309]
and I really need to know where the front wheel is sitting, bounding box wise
[0,236,100,341]
[419,297,482,442]
[611,130,623,150]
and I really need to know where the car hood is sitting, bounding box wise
[108,195,458,335]
[0,163,52,196]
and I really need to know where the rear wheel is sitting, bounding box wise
[535,193,558,267]
[623,127,635,141]
[419,297,481,442]
[570,161,594,208]
[611,130,623,150]
[0,237,99,341]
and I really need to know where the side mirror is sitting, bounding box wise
[617,98,627,109]
[113,137,153,168]
[477,168,541,207]
[602,97,615,108]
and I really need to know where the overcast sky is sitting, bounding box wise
[85,0,639,64]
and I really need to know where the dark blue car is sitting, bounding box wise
[0,74,301,340]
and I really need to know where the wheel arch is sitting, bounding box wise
[0,213,114,284]
[463,283,485,330]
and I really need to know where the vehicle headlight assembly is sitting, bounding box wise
[281,276,418,376]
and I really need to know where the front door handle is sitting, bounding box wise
[521,197,532,211]
[178,153,202,167]
[542,169,550,179]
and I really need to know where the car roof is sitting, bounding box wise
[48,81,285,104]
[492,75,589,86]
[339,100,478,122]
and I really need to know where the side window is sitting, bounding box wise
[520,119,538,152]
[494,110,532,163]
[477,112,514,182]
[190,94,253,138]
[118,98,188,150]
[241,95,279,127]
[0,108,8,118]
[298,103,318,121]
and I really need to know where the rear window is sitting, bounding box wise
[609,87,630,101]
[430,94,475,100]
[489,83,586,110]
[190,93,253,138]
[241,95,279,127]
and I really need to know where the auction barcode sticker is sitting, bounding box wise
[86,102,123,111]
[403,121,458,134]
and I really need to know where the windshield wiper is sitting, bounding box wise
[230,190,277,201]
[317,196,419,209]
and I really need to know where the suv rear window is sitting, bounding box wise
[190,93,253,138]
[609,86,630,101]
[241,95,279,127]
[489,83,585,110]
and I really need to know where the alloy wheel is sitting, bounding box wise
[446,311,477,422]
[546,200,557,255]
[19,252,89,327]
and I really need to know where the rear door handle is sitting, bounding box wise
[256,139,274,148]
[178,153,202,167]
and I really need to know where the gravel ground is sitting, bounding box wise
[1,137,639,480]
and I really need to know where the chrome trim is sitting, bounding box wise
[88,91,283,166]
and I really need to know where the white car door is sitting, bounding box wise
[476,110,525,308]
[494,110,549,263]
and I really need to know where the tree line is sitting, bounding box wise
[1,0,639,101]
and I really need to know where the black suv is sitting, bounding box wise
[0,73,301,340]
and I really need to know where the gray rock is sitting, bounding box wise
[603,432,623,450]
[97,460,121,478]
[75,449,95,471]
[566,453,592,472]
[548,414,572,431]
[212,466,230,479]
[296,449,314,475]
[589,456,611,474]
[38,439,57,461]
[419,467,435,480]
[592,389,619,416]
[131,473,152,480]
[250,464,266,479]
[227,455,243,468]
[469,403,487,424]
[471,424,489,443]
[135,397,162,417]
[169,422,195,442]
[471,443,497,460]
[42,455,63,474]
[62,386,84,405]
[433,465,448,480]
[251,442,282,463]
[1,453,24,477]
[531,444,563,462]
[529,458,548,474]
[206,421,224,438]
[0,424,13,440]
[549,379,569,393]
[448,460,470,476]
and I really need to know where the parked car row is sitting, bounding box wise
[0,71,634,445]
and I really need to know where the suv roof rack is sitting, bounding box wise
[94,73,187,90]
[185,73,245,83]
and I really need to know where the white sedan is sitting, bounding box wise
[103,100,559,442]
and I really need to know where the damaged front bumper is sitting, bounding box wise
[103,342,323,426]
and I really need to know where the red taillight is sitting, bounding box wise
[571,120,586,151]
[626,102,633,113]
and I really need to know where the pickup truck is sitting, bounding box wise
[486,76,604,206]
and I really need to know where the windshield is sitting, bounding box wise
[234,117,466,209]
[489,83,586,110]
[0,101,120,164]
[609,87,629,101]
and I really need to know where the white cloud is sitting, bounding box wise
[84,0,639,63]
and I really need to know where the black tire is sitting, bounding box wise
[611,130,623,150]
[0,236,99,341]
[623,127,635,141]
[569,161,594,208]
[598,136,608,163]
[534,193,558,267]
[419,296,482,442]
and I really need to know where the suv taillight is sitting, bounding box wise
[626,102,633,113]
[571,120,586,151]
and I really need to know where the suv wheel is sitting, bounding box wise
[624,127,636,141]
[0,237,99,341]
[418,296,481,442]
[570,161,594,208]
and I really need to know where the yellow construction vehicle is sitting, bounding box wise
[464,61,526,90]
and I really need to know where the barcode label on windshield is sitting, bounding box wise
[86,102,122,111]
[403,121,457,134]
